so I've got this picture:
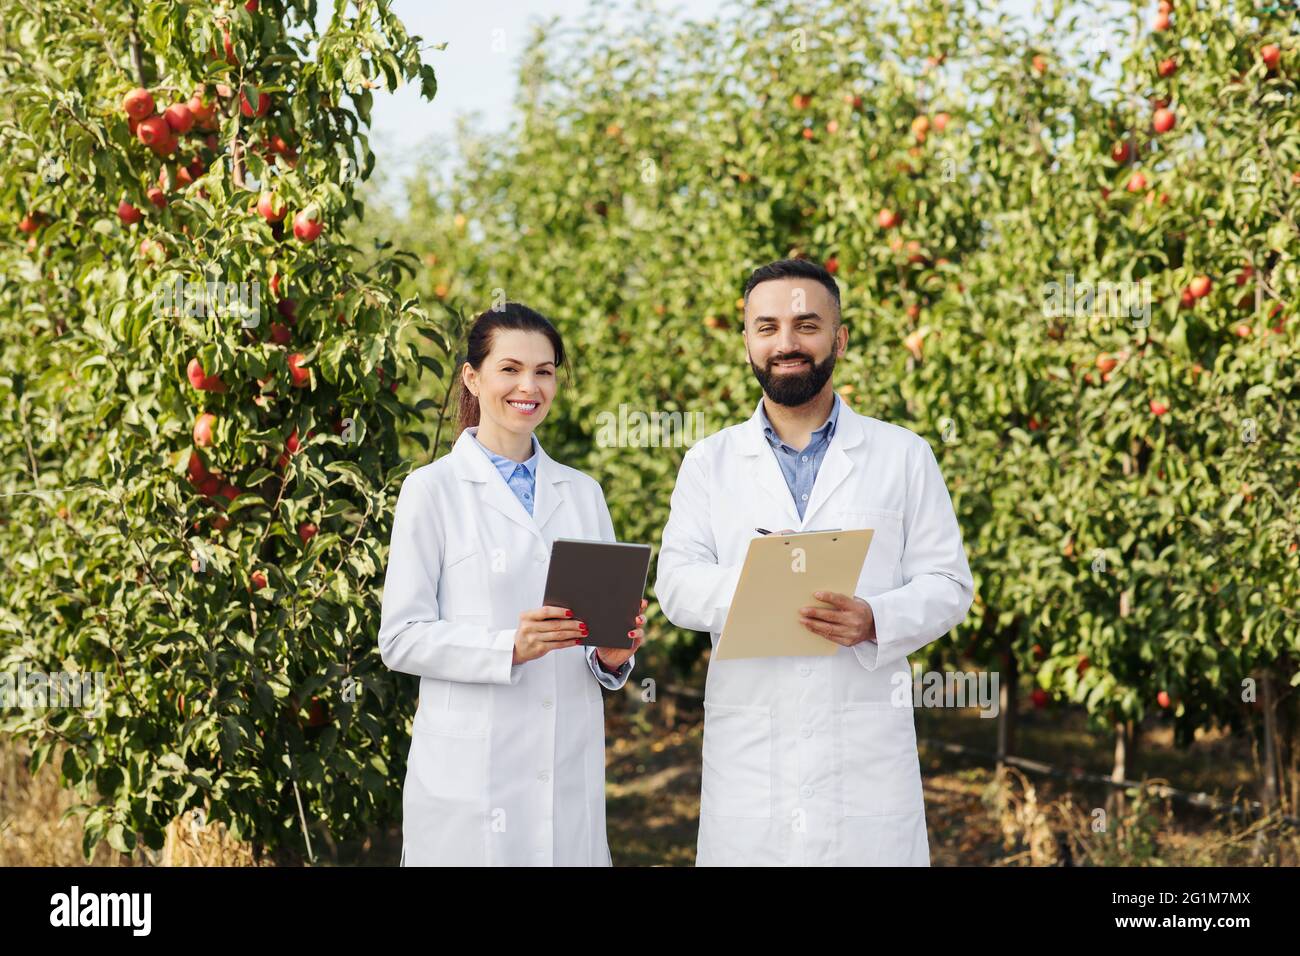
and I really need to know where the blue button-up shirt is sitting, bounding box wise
[471,431,539,515]
[759,395,841,519]
[470,428,632,689]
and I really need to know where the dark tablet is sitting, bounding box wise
[542,538,652,649]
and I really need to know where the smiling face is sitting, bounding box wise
[743,277,847,407]
[461,328,558,440]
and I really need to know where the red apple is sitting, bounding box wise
[1157,690,1172,709]
[1077,655,1090,675]
[1110,141,1131,164]
[932,112,950,132]
[287,353,309,387]
[1096,353,1118,373]
[1235,324,1252,338]
[1158,57,1177,78]
[1189,274,1211,298]
[239,89,270,118]
[250,570,268,591]
[1126,171,1147,192]
[1149,399,1169,416]
[187,450,209,484]
[1152,107,1176,134]
[1031,688,1049,710]
[1031,54,1047,74]
[136,115,169,146]
[257,191,286,222]
[292,209,323,242]
[188,94,215,126]
[876,208,899,229]
[285,427,301,455]
[825,256,839,275]
[146,186,167,208]
[193,412,217,447]
[298,522,318,543]
[123,87,155,121]
[163,102,194,135]
[1153,10,1170,30]
[1261,44,1281,71]
[187,357,227,392]
[270,322,292,345]
[148,133,178,158]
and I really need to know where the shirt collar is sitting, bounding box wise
[469,428,539,477]
[759,393,841,449]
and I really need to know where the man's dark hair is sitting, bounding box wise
[742,258,841,321]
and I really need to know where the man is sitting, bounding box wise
[655,258,974,866]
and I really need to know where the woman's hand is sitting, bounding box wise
[513,605,587,665]
[595,598,649,672]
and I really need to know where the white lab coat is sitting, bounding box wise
[378,427,634,866]
[656,396,974,866]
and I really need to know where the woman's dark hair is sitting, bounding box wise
[457,302,566,435]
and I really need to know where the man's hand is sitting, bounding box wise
[595,598,648,672]
[798,591,876,647]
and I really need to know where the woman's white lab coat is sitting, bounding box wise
[378,427,633,866]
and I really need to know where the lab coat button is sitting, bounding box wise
[799,785,813,798]
[542,698,553,709]
[799,665,812,677]
[800,725,813,738]
[538,771,550,783]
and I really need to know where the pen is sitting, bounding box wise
[755,527,772,535]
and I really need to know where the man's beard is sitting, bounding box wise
[749,349,837,407]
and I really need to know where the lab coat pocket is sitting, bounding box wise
[439,545,488,611]
[839,701,925,817]
[407,706,491,863]
[701,702,773,819]
[839,509,904,591]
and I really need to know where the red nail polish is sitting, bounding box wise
[627,630,635,638]
[565,609,573,617]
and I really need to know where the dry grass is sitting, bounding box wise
[0,734,260,867]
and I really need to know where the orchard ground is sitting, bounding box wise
[4,683,1293,866]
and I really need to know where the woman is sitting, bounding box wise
[378,302,645,866]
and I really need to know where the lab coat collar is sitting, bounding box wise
[737,392,867,530]
[450,426,571,544]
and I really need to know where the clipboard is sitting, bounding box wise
[715,529,874,660]
[542,538,651,649]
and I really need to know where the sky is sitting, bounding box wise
[361,0,1120,206]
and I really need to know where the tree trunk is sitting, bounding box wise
[1253,671,1280,864]
[996,632,1018,769]
[1106,718,1139,818]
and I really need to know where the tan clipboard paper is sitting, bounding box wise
[715,529,874,660]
